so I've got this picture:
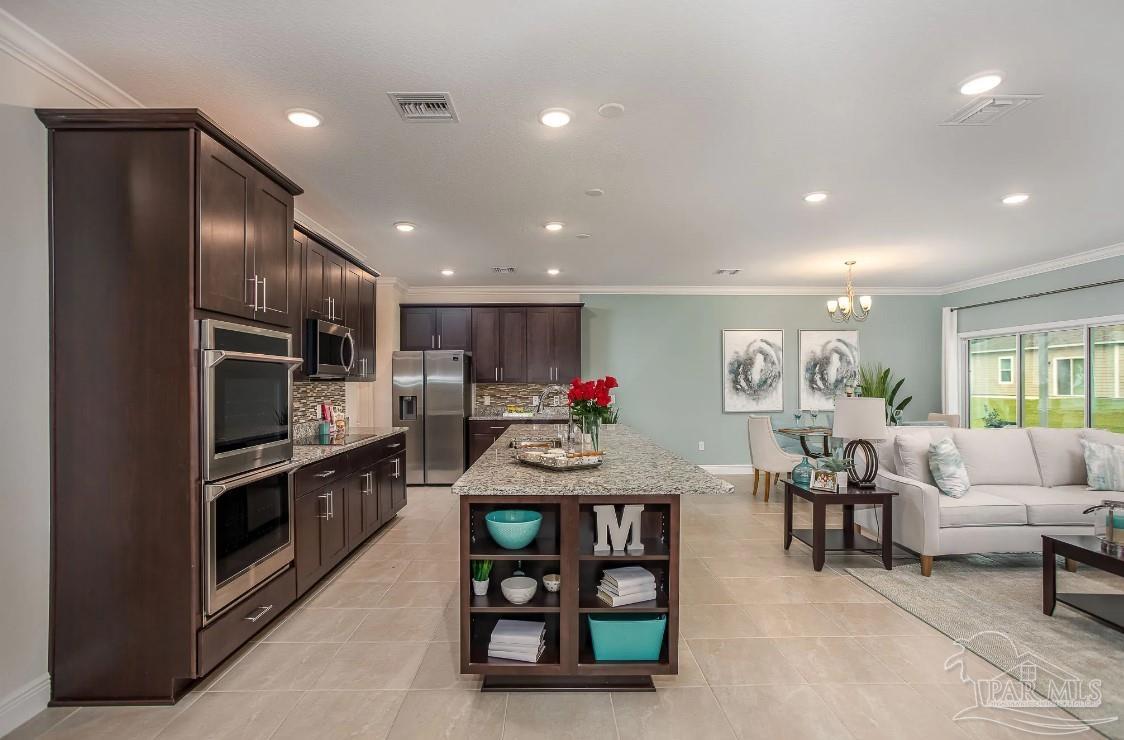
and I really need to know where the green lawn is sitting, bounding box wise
[968,397,1124,431]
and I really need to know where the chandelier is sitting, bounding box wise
[826,260,872,322]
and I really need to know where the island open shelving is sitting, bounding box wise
[453,424,732,691]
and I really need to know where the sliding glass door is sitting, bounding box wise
[1021,328,1085,429]
[1092,324,1124,432]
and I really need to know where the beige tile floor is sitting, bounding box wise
[9,476,1095,739]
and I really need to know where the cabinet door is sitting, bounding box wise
[436,307,471,350]
[401,308,437,350]
[251,174,294,326]
[294,492,324,595]
[288,231,307,377]
[342,266,361,332]
[345,473,364,550]
[323,252,347,323]
[320,486,348,570]
[198,133,255,320]
[357,273,377,379]
[498,308,527,383]
[468,433,494,467]
[552,307,582,382]
[391,453,407,513]
[304,240,326,320]
[525,307,554,383]
[471,307,500,383]
[358,468,379,536]
[377,459,395,526]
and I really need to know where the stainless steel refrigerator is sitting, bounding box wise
[392,350,472,485]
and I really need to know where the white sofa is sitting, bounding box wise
[854,426,1123,576]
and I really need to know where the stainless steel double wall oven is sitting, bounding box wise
[200,320,303,619]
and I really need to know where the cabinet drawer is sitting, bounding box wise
[198,567,295,676]
[469,420,514,435]
[295,454,351,496]
[350,433,405,470]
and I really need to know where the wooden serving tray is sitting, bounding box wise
[515,450,603,471]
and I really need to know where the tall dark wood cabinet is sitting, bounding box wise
[38,109,303,704]
[527,306,581,383]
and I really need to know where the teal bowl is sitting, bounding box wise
[485,510,543,550]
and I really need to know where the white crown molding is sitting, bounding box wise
[0,8,140,108]
[0,673,50,738]
[400,283,942,297]
[294,209,379,272]
[938,241,1124,295]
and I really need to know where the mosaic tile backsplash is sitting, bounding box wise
[474,382,570,413]
[293,380,346,424]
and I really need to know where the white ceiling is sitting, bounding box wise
[4,0,1124,289]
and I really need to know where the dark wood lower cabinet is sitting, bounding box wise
[467,420,543,467]
[197,568,296,676]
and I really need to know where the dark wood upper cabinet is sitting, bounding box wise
[471,307,499,382]
[343,266,362,331]
[288,230,307,376]
[197,132,293,327]
[402,307,437,350]
[198,132,254,320]
[322,250,347,323]
[356,273,377,379]
[553,307,582,382]
[437,306,471,350]
[498,308,527,383]
[526,307,554,383]
[304,240,326,320]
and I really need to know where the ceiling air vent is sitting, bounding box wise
[492,267,516,274]
[716,268,742,276]
[388,92,458,122]
[941,94,1041,126]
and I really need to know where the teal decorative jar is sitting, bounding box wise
[792,457,814,488]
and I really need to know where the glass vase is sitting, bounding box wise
[581,415,601,452]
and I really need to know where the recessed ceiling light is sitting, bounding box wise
[544,221,564,232]
[597,102,625,118]
[539,108,572,127]
[441,268,455,276]
[575,233,592,239]
[959,72,1003,96]
[584,188,604,197]
[286,108,322,127]
[1002,193,1030,205]
[803,191,828,203]
[547,268,561,276]
[394,221,416,232]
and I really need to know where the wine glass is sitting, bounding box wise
[809,409,819,428]
[793,411,803,428]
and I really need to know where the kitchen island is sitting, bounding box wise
[453,424,732,690]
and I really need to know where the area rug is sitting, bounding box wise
[848,554,1124,738]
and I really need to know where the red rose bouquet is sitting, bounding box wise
[567,376,618,450]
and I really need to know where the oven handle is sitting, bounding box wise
[204,460,302,502]
[204,349,304,370]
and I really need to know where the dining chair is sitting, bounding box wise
[747,416,803,502]
[927,412,961,428]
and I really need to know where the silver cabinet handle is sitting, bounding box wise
[388,442,401,449]
[494,368,498,382]
[489,426,506,430]
[437,334,442,349]
[248,274,259,310]
[261,277,267,311]
[328,491,335,519]
[431,335,436,349]
[318,492,330,519]
[314,469,336,478]
[394,458,400,478]
[243,604,273,622]
[500,367,504,381]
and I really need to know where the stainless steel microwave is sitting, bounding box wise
[201,320,303,481]
[305,319,355,378]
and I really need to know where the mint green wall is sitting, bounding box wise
[580,294,942,464]
[948,255,1124,333]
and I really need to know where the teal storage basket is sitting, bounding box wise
[587,613,667,661]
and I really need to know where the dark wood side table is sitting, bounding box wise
[1042,534,1124,632]
[783,479,897,571]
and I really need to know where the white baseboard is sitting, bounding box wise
[0,673,50,737]
[700,464,756,475]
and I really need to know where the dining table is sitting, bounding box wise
[774,426,834,458]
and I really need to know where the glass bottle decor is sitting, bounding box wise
[792,457,814,488]
[582,414,601,452]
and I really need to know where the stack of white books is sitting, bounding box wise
[597,566,657,607]
[488,619,546,662]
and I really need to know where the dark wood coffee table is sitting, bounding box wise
[1042,534,1124,632]
[782,479,897,571]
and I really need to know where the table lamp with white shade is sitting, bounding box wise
[831,397,887,489]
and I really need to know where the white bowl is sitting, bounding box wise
[500,576,538,605]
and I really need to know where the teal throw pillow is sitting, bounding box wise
[928,437,970,498]
[1081,438,1124,492]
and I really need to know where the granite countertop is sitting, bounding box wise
[292,426,408,466]
[452,423,734,496]
[468,408,571,422]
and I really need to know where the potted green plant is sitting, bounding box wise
[471,559,493,596]
[857,363,912,425]
[817,455,849,490]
